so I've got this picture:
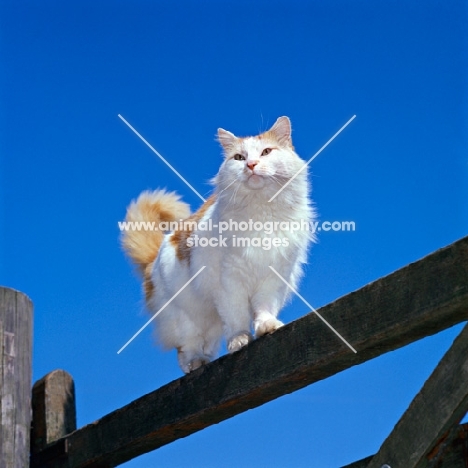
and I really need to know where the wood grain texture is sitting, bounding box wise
[0,287,33,468]
[423,425,468,468]
[367,323,468,468]
[341,424,468,468]
[31,369,76,457]
[32,236,468,468]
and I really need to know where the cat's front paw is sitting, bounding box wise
[254,317,284,338]
[227,332,253,353]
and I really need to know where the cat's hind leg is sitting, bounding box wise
[176,322,223,373]
[177,346,210,374]
[172,308,223,374]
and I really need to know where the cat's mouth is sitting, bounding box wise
[246,173,265,189]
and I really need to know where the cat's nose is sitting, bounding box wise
[247,160,258,171]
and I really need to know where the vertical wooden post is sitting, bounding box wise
[0,287,33,468]
[30,369,76,460]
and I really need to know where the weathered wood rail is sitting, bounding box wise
[367,322,468,468]
[30,236,468,467]
[342,424,468,468]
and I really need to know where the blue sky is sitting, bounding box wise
[1,1,467,466]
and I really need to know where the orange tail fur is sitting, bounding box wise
[121,190,191,299]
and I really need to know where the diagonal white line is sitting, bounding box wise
[118,114,206,202]
[269,266,357,353]
[117,266,206,354]
[268,114,356,202]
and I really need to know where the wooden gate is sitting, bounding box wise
[10,236,468,467]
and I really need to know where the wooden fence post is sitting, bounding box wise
[0,287,33,468]
[30,369,76,467]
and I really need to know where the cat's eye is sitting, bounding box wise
[233,154,245,161]
[261,148,272,156]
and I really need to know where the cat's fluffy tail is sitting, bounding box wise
[121,190,191,297]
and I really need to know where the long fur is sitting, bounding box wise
[121,117,315,373]
[121,190,190,299]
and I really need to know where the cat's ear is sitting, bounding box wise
[217,128,237,153]
[269,116,292,147]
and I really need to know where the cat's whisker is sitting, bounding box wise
[226,180,238,206]
[218,177,237,195]
[229,181,242,206]
[269,175,284,187]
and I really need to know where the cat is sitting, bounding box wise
[121,116,314,373]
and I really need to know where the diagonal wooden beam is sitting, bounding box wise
[424,424,468,468]
[366,323,468,468]
[31,236,468,468]
[340,423,468,468]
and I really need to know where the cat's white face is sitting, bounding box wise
[215,117,306,194]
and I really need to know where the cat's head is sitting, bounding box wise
[214,117,306,196]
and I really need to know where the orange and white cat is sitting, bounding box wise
[121,117,314,373]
